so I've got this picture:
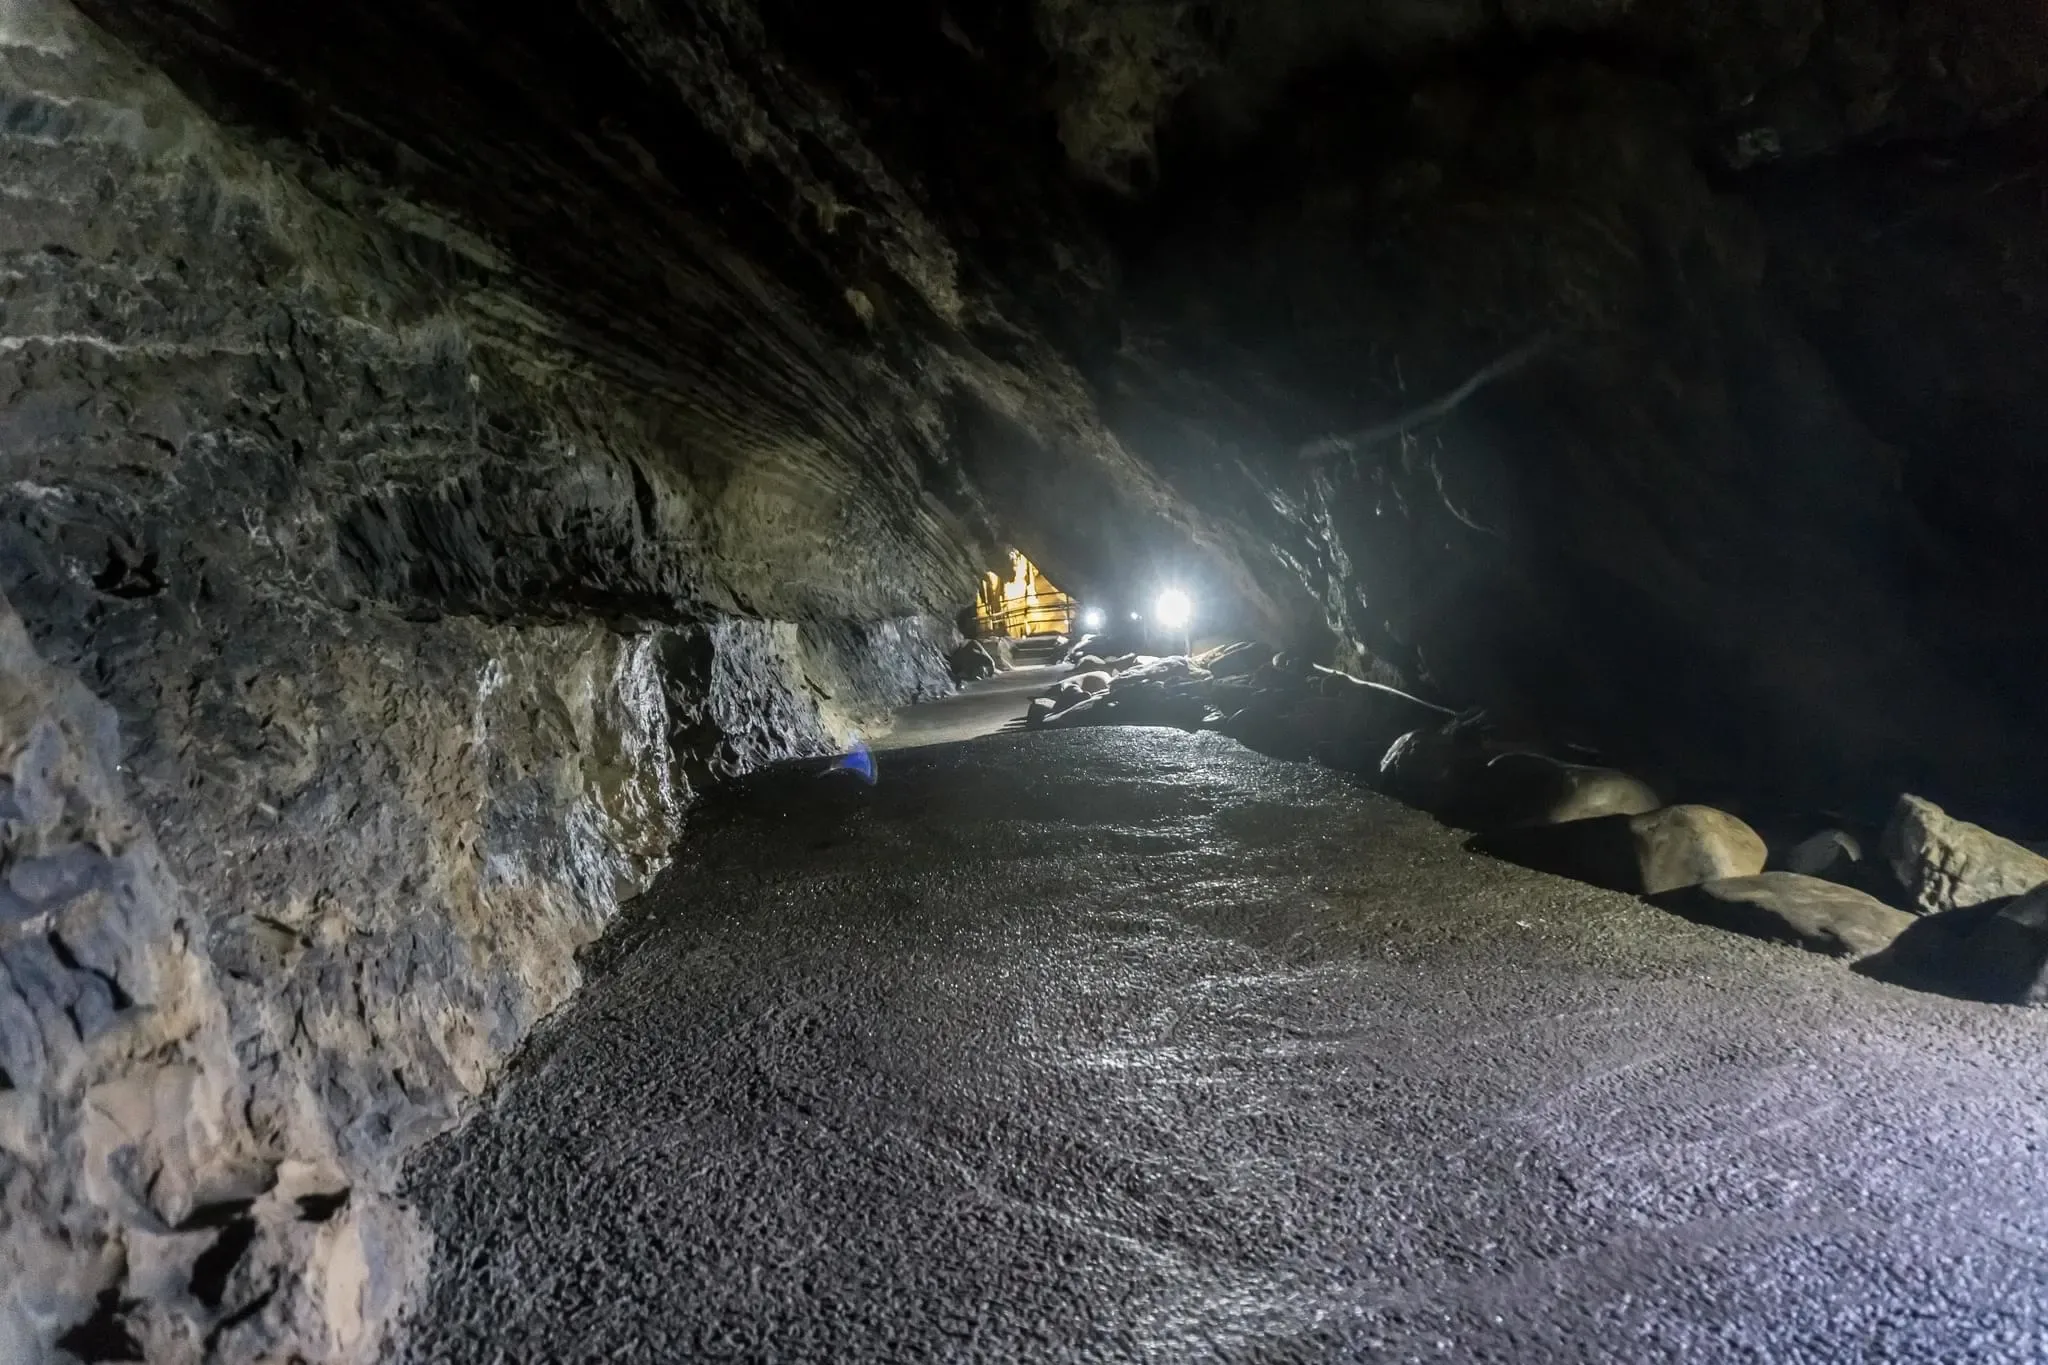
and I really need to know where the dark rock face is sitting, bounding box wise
[4,0,2048,1356]
[0,8,955,1359]
[1883,794,2048,917]
[1861,887,2048,1006]
[62,0,2048,816]
[1472,804,1768,896]
[1652,872,1915,961]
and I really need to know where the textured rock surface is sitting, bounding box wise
[66,0,2048,816]
[0,6,957,1360]
[1883,794,2048,917]
[1457,753,1663,830]
[1475,804,1768,896]
[1862,887,2048,1007]
[407,729,2048,1363]
[1783,829,1865,880]
[1652,872,1915,961]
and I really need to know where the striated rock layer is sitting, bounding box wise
[0,6,954,1359]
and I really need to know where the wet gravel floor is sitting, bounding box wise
[405,729,2048,1364]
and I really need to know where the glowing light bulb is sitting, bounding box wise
[1081,607,1106,630]
[1154,589,1192,631]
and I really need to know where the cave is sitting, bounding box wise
[5,0,2048,1359]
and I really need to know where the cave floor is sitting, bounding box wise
[870,664,1055,751]
[405,729,2048,1364]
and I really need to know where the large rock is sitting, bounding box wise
[948,641,998,683]
[1473,804,1767,895]
[1036,672,1108,714]
[1306,670,1457,759]
[1214,698,1322,762]
[1375,714,1529,816]
[1456,751,1663,829]
[1194,641,1271,678]
[1860,886,2048,1006]
[1651,873,1914,960]
[1882,795,2048,916]
[1782,829,1864,879]
[1378,724,1488,815]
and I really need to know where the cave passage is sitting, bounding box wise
[976,550,1079,639]
[8,0,2048,1360]
[408,727,2048,1363]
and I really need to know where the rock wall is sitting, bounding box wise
[1030,1,2048,817]
[0,6,959,1360]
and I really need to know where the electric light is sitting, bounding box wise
[1154,588,1192,631]
[1081,607,1106,630]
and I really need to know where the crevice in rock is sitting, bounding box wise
[175,1197,259,1233]
[295,1188,351,1223]
[54,1290,144,1364]
[204,1287,278,1354]
[45,930,134,1011]
[188,1217,258,1311]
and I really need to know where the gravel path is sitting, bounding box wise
[405,728,2048,1364]
[869,666,1056,751]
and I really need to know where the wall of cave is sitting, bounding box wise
[0,6,960,1360]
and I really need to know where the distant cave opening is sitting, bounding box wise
[974,550,1077,640]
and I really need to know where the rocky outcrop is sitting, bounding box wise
[0,7,962,1360]
[1651,872,1915,961]
[1862,887,2048,1006]
[1883,794,2048,916]
[1451,753,1662,830]
[1472,804,1768,897]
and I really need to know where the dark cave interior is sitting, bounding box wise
[5,0,2048,1358]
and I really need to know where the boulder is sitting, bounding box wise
[1882,794,2048,915]
[947,641,996,683]
[1456,751,1662,828]
[1472,804,1767,895]
[1783,828,1863,879]
[1093,681,1209,730]
[1250,662,1312,694]
[1859,886,2048,1005]
[1651,872,1915,960]
[1195,640,1270,678]
[1072,670,1113,695]
[1119,656,1208,684]
[1037,678,1093,712]
[1378,722,1496,815]
[1214,702,1321,761]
